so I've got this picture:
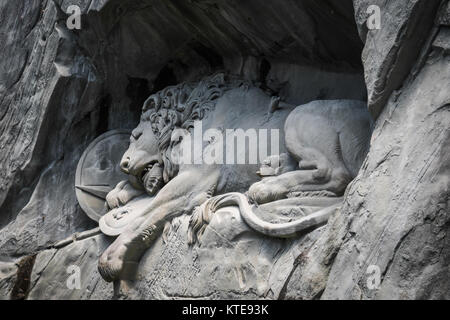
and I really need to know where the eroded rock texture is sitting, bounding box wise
[285,0,450,299]
[0,0,448,300]
[321,0,450,299]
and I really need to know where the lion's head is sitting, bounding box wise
[120,120,164,196]
[121,73,245,190]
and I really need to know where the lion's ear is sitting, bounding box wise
[143,95,158,112]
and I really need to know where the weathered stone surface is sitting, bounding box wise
[280,1,450,300]
[0,261,17,299]
[27,234,113,300]
[353,0,443,118]
[118,209,320,300]
[26,208,324,300]
[321,31,450,300]
[0,0,104,257]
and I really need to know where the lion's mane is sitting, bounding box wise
[140,73,246,182]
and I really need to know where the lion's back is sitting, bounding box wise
[286,100,373,177]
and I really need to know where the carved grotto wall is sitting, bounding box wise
[0,0,449,299]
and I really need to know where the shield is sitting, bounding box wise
[75,130,131,222]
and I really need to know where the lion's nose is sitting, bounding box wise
[120,157,130,174]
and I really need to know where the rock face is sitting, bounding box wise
[353,0,443,117]
[321,0,450,299]
[284,0,450,300]
[0,0,449,300]
[25,209,324,300]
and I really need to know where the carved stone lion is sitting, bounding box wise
[98,73,373,282]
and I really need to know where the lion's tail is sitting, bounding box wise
[188,192,340,245]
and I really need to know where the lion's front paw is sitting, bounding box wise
[106,181,144,209]
[98,225,158,282]
[248,180,275,204]
[249,177,291,204]
[98,248,124,282]
[98,238,139,282]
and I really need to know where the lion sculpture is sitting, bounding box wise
[98,73,373,282]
